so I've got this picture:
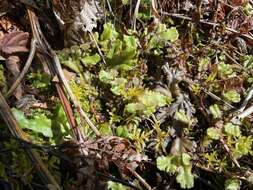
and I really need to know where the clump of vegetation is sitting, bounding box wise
[1,0,253,190]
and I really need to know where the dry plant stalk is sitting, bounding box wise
[27,7,100,140]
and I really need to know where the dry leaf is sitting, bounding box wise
[6,55,23,99]
[0,31,29,54]
[52,0,102,46]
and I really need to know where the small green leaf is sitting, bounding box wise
[51,104,70,141]
[12,108,53,137]
[218,62,234,78]
[160,27,179,42]
[99,69,118,83]
[27,72,51,90]
[123,35,138,53]
[12,108,29,127]
[234,136,253,158]
[225,179,241,190]
[99,123,113,135]
[100,23,119,41]
[81,54,101,66]
[139,91,171,108]
[110,78,127,95]
[223,90,241,103]
[107,51,136,71]
[148,24,179,49]
[29,115,53,137]
[116,126,130,138]
[198,57,210,72]
[207,127,221,140]
[124,103,143,114]
[241,55,253,68]
[137,91,171,115]
[156,155,177,173]
[107,181,129,190]
[121,0,129,5]
[244,3,253,16]
[175,110,193,124]
[224,123,241,137]
[61,59,81,73]
[209,104,222,119]
[181,153,191,166]
[176,165,194,189]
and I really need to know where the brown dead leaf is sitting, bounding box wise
[52,0,102,46]
[0,31,29,54]
[6,55,23,99]
[94,136,148,178]
[229,0,248,6]
[7,56,20,76]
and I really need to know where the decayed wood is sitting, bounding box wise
[0,91,61,189]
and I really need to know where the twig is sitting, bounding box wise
[232,104,253,124]
[127,167,152,190]
[28,11,80,140]
[0,12,6,17]
[202,89,235,109]
[222,51,248,73]
[27,8,101,137]
[183,77,235,109]
[105,0,116,20]
[238,85,253,112]
[133,0,141,31]
[161,12,253,42]
[55,84,80,140]
[220,138,241,169]
[88,32,106,64]
[51,53,101,136]
[151,0,159,18]
[5,38,37,98]
[195,163,247,181]
[206,50,253,119]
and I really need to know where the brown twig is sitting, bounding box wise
[88,32,106,64]
[133,0,141,31]
[161,12,253,42]
[5,38,37,98]
[51,52,101,136]
[127,167,152,190]
[196,163,248,181]
[27,8,101,137]
[220,138,241,169]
